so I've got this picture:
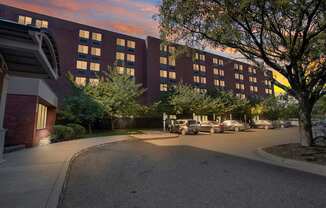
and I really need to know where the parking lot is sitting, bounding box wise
[146,127,299,160]
[60,127,326,208]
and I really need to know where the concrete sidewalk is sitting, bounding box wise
[0,135,130,208]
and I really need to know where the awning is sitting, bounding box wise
[0,19,59,79]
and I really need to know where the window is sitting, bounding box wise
[169,56,176,66]
[214,79,220,86]
[91,47,101,56]
[92,32,102,41]
[117,66,125,74]
[169,71,176,79]
[201,89,207,93]
[235,73,239,79]
[35,19,48,28]
[265,88,273,94]
[116,52,125,61]
[117,38,126,47]
[213,68,219,75]
[36,104,47,129]
[219,69,224,76]
[193,76,200,83]
[200,65,206,73]
[75,77,86,86]
[169,46,176,53]
[79,30,90,39]
[90,62,100,71]
[220,80,225,87]
[201,77,206,84]
[253,68,256,74]
[239,74,244,80]
[78,45,89,54]
[234,64,239,70]
[160,70,168,78]
[200,54,205,61]
[241,84,245,90]
[126,68,135,76]
[127,40,136,49]
[127,54,135,62]
[18,15,32,25]
[236,83,240,89]
[193,64,199,71]
[213,58,218,64]
[76,60,87,70]
[89,78,99,86]
[160,84,168,91]
[219,59,224,66]
[160,44,168,52]
[160,57,168,65]
[194,53,199,60]
[239,65,243,71]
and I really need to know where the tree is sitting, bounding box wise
[159,0,326,146]
[58,76,104,133]
[85,68,145,128]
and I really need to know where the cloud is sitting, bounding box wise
[1,0,159,37]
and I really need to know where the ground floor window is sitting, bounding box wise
[37,104,47,129]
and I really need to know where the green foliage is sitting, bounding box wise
[66,123,86,138]
[313,96,326,117]
[85,68,145,118]
[52,125,74,140]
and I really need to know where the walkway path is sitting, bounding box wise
[0,136,129,208]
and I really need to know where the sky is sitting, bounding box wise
[1,0,161,37]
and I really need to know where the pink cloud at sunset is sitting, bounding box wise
[0,0,160,37]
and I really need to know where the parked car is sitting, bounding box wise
[199,121,224,133]
[312,121,326,146]
[252,120,275,129]
[279,120,292,128]
[222,120,246,132]
[169,119,200,135]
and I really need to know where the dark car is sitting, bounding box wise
[169,119,200,135]
[199,121,224,133]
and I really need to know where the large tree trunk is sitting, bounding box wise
[298,102,313,147]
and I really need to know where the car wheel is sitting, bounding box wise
[210,128,215,134]
[194,131,199,135]
[181,129,186,135]
[235,127,239,132]
[314,136,326,147]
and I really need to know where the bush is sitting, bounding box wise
[67,123,86,138]
[52,125,74,141]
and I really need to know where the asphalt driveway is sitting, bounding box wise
[60,128,326,208]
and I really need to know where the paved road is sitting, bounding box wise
[60,128,326,208]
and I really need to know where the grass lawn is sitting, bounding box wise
[81,129,145,139]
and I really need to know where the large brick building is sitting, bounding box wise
[0,4,274,105]
[0,4,274,148]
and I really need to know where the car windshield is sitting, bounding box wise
[188,120,197,125]
[175,120,186,125]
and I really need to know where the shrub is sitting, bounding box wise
[52,125,74,141]
[67,123,86,138]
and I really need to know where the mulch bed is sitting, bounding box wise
[264,143,326,166]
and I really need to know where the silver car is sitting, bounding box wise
[222,120,246,132]
[199,121,224,133]
[253,120,275,129]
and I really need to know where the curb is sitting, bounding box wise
[256,147,326,177]
[46,136,131,208]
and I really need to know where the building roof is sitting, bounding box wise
[0,18,60,79]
